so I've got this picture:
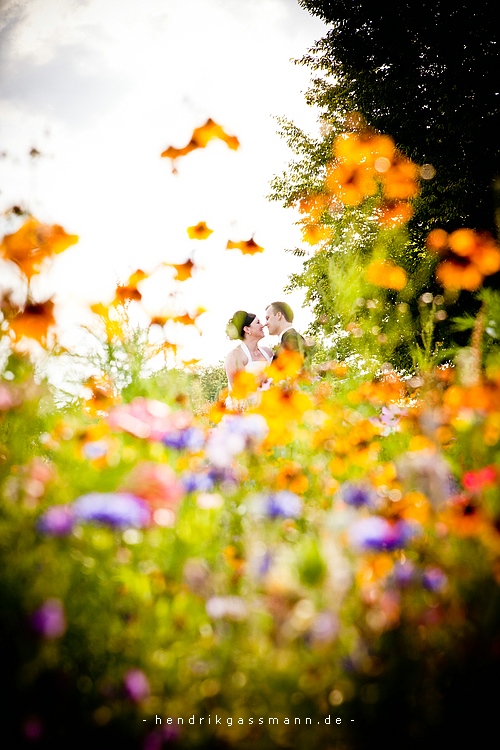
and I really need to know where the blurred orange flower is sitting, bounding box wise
[325,131,419,209]
[231,370,259,400]
[326,161,377,206]
[381,158,419,200]
[276,460,309,494]
[187,222,213,240]
[266,349,304,382]
[161,118,239,161]
[0,217,78,280]
[9,299,56,344]
[297,193,331,223]
[377,202,413,228]
[365,259,407,290]
[83,374,119,415]
[300,223,333,245]
[226,237,264,255]
[164,259,195,281]
[428,228,500,291]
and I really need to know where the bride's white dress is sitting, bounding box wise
[226,341,272,408]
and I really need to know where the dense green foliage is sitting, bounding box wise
[297,1,500,236]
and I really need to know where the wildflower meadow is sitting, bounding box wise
[2,119,500,750]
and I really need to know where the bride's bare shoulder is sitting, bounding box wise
[225,345,246,367]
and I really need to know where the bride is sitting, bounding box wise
[224,310,273,393]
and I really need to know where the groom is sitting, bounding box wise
[265,301,309,359]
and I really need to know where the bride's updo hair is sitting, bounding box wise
[226,311,256,340]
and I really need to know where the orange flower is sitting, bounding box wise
[226,237,264,255]
[0,217,78,279]
[161,118,239,160]
[276,460,309,494]
[209,392,231,423]
[436,259,483,291]
[326,161,377,206]
[426,228,449,252]
[164,259,195,281]
[170,307,205,326]
[187,222,213,240]
[365,259,407,290]
[223,545,246,572]
[112,269,148,305]
[327,131,419,208]
[377,202,413,228]
[297,193,331,223]
[381,158,419,200]
[190,118,239,150]
[266,349,304,382]
[231,370,259,400]
[257,386,312,444]
[114,285,142,304]
[428,228,500,291]
[9,299,56,344]
[83,374,119,415]
[300,223,333,245]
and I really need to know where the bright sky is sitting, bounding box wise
[0,0,326,367]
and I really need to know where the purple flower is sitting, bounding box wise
[422,565,448,592]
[124,669,150,702]
[180,471,215,493]
[37,505,74,536]
[162,427,205,451]
[340,482,375,508]
[73,492,151,528]
[348,516,420,551]
[31,599,66,639]
[266,491,302,518]
[225,413,269,441]
[392,559,417,587]
[248,491,303,519]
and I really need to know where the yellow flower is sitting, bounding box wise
[231,370,259,400]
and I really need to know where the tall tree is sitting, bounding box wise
[297,1,500,236]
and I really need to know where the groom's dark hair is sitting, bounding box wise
[268,301,293,323]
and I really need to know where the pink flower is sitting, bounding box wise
[31,599,66,639]
[463,466,496,493]
[120,462,185,511]
[108,398,195,443]
[124,669,150,702]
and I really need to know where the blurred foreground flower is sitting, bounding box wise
[428,228,500,291]
[348,516,421,551]
[124,669,150,702]
[9,299,56,345]
[31,599,66,639]
[73,492,151,528]
[226,237,264,255]
[0,217,78,280]
[187,221,213,240]
[365,259,407,290]
[38,505,74,536]
[250,490,303,519]
[120,462,185,511]
[340,482,376,508]
[206,414,268,468]
[161,118,239,161]
[206,596,247,621]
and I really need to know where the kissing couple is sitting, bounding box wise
[224,301,309,395]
